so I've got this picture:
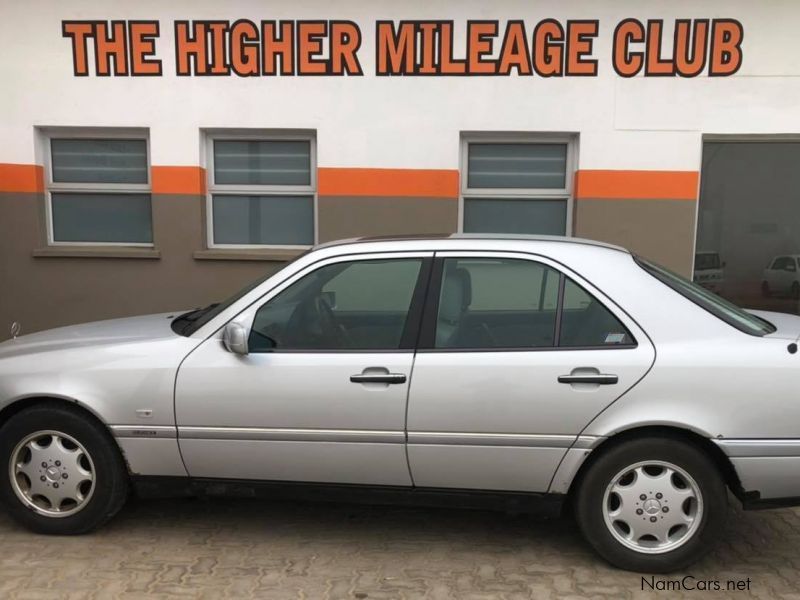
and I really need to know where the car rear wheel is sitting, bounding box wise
[575,436,727,573]
[0,403,128,534]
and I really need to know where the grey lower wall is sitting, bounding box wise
[0,193,285,338]
[0,193,461,338]
[1,192,694,339]
[317,195,459,242]
[574,198,697,276]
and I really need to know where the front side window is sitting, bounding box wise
[249,258,423,351]
[461,138,572,236]
[48,136,152,244]
[433,258,633,350]
[209,137,315,247]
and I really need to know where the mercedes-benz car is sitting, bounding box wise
[1,235,799,573]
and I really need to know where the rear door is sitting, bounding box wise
[406,251,655,492]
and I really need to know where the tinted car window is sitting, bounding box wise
[637,256,775,336]
[249,259,422,351]
[433,257,635,350]
[435,258,559,349]
[772,257,795,271]
[694,253,720,270]
[559,279,635,347]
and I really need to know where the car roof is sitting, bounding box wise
[314,233,629,254]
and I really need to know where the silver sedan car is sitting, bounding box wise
[1,235,798,572]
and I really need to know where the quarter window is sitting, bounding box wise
[433,258,634,350]
[559,278,634,347]
[208,135,315,247]
[46,135,152,244]
[249,258,423,352]
[461,137,573,236]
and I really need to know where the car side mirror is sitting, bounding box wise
[222,322,249,355]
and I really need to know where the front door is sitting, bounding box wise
[406,252,655,492]
[175,252,432,486]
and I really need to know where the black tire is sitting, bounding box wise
[0,403,128,534]
[792,282,800,301]
[574,436,727,573]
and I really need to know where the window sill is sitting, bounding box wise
[193,248,305,262]
[32,246,160,259]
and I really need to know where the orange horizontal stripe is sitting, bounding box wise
[575,170,699,200]
[151,166,206,195]
[0,163,44,193]
[319,168,459,198]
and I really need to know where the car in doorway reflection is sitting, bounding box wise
[692,250,725,293]
[762,255,800,299]
[1,234,800,573]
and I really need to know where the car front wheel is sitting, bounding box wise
[575,436,727,573]
[0,403,128,534]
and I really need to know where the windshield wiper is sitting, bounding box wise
[184,303,220,322]
[171,303,220,336]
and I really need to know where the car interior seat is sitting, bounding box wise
[436,267,472,347]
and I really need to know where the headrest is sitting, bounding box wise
[439,266,472,324]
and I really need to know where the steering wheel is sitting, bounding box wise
[313,295,353,347]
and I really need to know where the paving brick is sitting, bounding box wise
[0,497,797,598]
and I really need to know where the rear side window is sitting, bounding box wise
[559,278,635,347]
[435,258,560,349]
[637,256,775,336]
[431,257,634,350]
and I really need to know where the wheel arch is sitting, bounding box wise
[0,395,129,471]
[567,425,744,500]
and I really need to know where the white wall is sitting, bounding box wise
[1,0,799,171]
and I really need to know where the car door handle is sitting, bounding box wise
[350,373,407,384]
[558,374,619,385]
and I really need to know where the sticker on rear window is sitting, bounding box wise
[604,333,627,344]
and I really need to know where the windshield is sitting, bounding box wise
[636,256,776,336]
[694,253,720,271]
[171,251,311,337]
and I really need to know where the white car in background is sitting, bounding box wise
[693,251,725,294]
[1,235,800,574]
[762,255,800,299]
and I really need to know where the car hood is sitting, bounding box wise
[747,309,800,341]
[0,312,184,359]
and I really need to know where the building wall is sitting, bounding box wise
[2,0,800,336]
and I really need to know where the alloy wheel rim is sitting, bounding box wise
[602,460,703,554]
[9,430,96,518]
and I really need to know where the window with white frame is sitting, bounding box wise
[207,133,315,247]
[45,132,152,245]
[460,135,574,236]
